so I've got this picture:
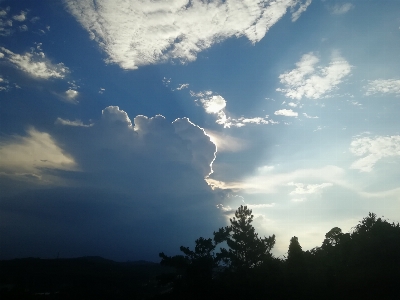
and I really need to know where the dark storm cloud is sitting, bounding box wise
[0,106,225,261]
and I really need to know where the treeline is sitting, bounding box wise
[157,206,400,300]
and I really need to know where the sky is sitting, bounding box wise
[0,0,399,262]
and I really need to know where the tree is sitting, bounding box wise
[287,236,303,265]
[214,205,276,270]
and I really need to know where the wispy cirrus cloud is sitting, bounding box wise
[288,182,333,195]
[0,46,69,79]
[277,51,352,100]
[364,79,400,96]
[350,135,400,172]
[55,118,92,127]
[64,0,312,69]
[330,3,354,15]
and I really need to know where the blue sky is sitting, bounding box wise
[1,0,399,261]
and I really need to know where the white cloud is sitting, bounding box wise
[274,109,298,117]
[0,128,77,178]
[200,95,226,114]
[65,89,79,100]
[277,51,352,100]
[288,182,333,195]
[0,47,69,79]
[364,79,400,96]
[176,83,189,90]
[0,9,8,17]
[0,7,13,36]
[64,0,311,69]
[13,11,27,22]
[303,113,318,119]
[195,91,272,128]
[55,118,92,127]
[331,3,354,15]
[291,0,312,22]
[208,165,348,194]
[246,203,275,208]
[350,135,400,172]
[19,24,28,31]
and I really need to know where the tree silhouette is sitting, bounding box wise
[214,205,276,271]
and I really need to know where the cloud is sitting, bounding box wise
[13,11,27,22]
[0,47,69,79]
[64,0,311,69]
[65,89,79,100]
[303,113,318,119]
[200,95,226,114]
[350,135,400,172]
[1,107,224,261]
[274,109,298,117]
[194,91,272,127]
[364,79,400,96]
[19,24,28,31]
[205,130,249,153]
[331,3,354,15]
[176,83,189,90]
[55,118,92,127]
[0,7,12,36]
[0,128,77,179]
[219,165,347,194]
[288,182,333,195]
[276,51,352,100]
[291,0,312,22]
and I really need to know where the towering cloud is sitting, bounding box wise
[0,107,222,261]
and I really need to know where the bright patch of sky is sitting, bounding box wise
[0,0,399,261]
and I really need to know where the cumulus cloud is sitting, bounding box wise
[274,109,298,117]
[277,51,352,100]
[288,182,333,195]
[331,3,354,15]
[64,0,311,69]
[350,135,400,172]
[19,24,28,31]
[0,107,224,260]
[194,90,272,127]
[65,89,79,100]
[13,11,27,22]
[364,79,400,96]
[200,95,226,114]
[0,47,69,79]
[0,7,13,36]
